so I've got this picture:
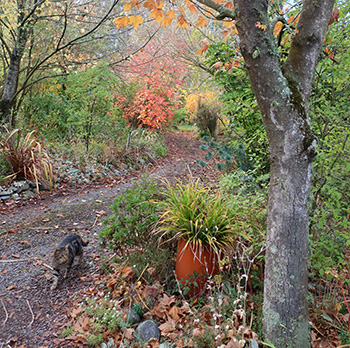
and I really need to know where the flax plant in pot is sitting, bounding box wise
[158,179,237,296]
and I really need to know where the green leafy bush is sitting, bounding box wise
[21,93,72,139]
[172,107,190,126]
[99,176,162,252]
[308,17,350,283]
[195,99,220,137]
[205,41,269,174]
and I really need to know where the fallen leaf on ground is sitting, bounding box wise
[19,240,30,244]
[159,319,176,334]
[122,327,134,340]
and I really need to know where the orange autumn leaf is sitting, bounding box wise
[129,15,143,29]
[177,14,188,29]
[143,0,156,11]
[186,0,197,14]
[255,21,267,31]
[123,0,141,11]
[231,26,238,35]
[165,10,176,20]
[195,16,207,28]
[287,13,299,24]
[150,8,164,21]
[196,43,209,56]
[328,8,339,26]
[114,16,129,29]
[274,21,283,37]
[223,21,234,29]
[161,16,172,27]
[211,61,223,68]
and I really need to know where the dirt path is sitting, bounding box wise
[0,131,219,348]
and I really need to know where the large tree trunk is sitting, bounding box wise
[233,0,335,346]
[0,54,22,125]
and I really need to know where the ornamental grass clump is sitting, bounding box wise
[0,128,54,191]
[158,179,238,253]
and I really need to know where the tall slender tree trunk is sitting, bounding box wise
[0,0,29,126]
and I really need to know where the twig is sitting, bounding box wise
[0,257,39,263]
[91,216,98,229]
[133,287,151,312]
[26,299,34,327]
[41,262,53,271]
[1,300,8,326]
[137,263,149,282]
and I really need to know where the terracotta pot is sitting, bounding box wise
[175,237,220,297]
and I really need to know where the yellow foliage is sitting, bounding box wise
[185,91,217,121]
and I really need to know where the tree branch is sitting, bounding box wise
[13,0,120,102]
[195,0,235,20]
[283,0,335,101]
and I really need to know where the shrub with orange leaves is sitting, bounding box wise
[115,40,187,131]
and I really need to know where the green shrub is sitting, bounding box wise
[0,151,11,178]
[128,129,168,158]
[195,99,220,137]
[172,108,190,126]
[99,176,162,253]
[127,244,175,287]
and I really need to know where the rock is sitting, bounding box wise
[9,186,18,193]
[135,320,160,342]
[23,190,35,198]
[0,190,14,196]
[0,195,11,201]
[126,309,141,325]
[13,193,21,201]
[159,342,175,348]
[17,182,30,193]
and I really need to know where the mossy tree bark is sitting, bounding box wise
[197,0,335,346]
[234,1,335,346]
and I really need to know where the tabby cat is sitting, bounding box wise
[51,234,89,290]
